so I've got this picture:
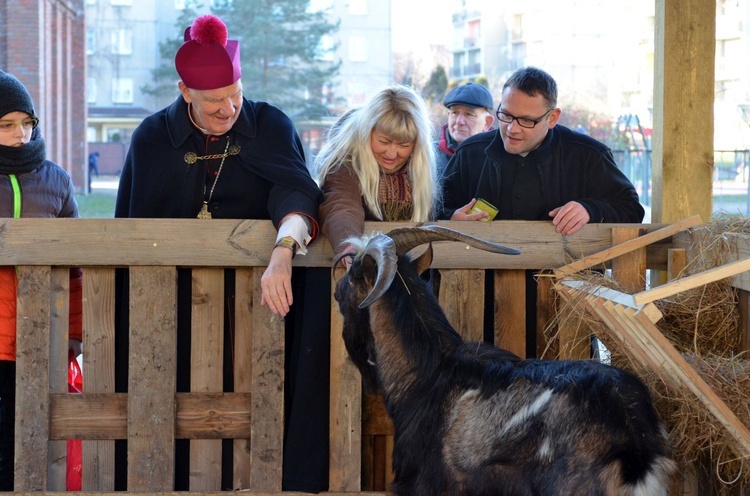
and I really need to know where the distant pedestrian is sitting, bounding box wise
[88,151,100,176]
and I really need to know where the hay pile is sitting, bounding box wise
[549,214,750,487]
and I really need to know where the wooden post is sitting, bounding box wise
[81,268,117,491]
[127,267,177,491]
[652,0,715,223]
[329,267,362,491]
[189,269,224,490]
[494,269,526,357]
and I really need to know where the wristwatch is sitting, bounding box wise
[275,236,297,257]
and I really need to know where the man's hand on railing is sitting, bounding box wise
[260,246,295,316]
[549,201,591,236]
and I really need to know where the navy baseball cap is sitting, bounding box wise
[443,83,494,110]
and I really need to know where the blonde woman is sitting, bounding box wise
[317,85,439,264]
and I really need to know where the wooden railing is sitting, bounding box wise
[1,218,684,494]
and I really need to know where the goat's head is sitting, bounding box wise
[332,225,520,390]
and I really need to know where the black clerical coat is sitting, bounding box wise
[115,96,322,226]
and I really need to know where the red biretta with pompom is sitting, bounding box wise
[175,15,241,90]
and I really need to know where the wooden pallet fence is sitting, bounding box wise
[0,218,675,495]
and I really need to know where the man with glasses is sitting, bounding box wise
[439,66,644,359]
[440,66,644,234]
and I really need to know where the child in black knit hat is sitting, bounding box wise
[0,70,83,490]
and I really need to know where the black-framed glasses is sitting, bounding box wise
[495,107,554,129]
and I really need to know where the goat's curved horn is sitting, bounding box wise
[387,225,521,257]
[358,234,398,309]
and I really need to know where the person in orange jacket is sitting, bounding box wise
[0,70,82,490]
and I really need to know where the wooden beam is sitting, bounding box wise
[633,257,750,305]
[557,279,663,323]
[0,218,672,270]
[554,216,701,278]
[652,0,715,223]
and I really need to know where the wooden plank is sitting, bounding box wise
[233,269,253,490]
[249,268,284,491]
[569,286,750,459]
[329,267,362,492]
[493,269,526,357]
[8,492,386,496]
[190,269,224,491]
[558,280,663,323]
[127,267,177,491]
[14,266,51,491]
[51,392,252,440]
[438,269,484,341]
[633,257,750,306]
[725,232,750,292]
[667,249,688,281]
[611,227,647,293]
[47,268,69,491]
[0,218,672,270]
[50,394,127,439]
[553,216,702,278]
[177,393,252,440]
[82,268,116,491]
[556,287,651,372]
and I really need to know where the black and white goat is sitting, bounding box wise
[333,225,675,496]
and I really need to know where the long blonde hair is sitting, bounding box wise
[315,85,438,222]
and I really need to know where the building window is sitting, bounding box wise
[348,0,367,15]
[348,82,366,107]
[112,78,134,104]
[348,35,368,62]
[110,0,132,5]
[309,0,333,12]
[87,77,97,104]
[86,28,95,55]
[106,127,132,143]
[317,34,335,61]
[86,0,96,4]
[110,29,133,55]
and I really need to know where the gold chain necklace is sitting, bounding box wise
[184,144,240,164]
[197,136,231,219]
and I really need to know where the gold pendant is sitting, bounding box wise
[197,202,212,219]
[184,152,198,164]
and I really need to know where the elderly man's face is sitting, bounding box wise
[447,104,494,144]
[180,80,243,136]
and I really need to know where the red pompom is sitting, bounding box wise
[190,15,228,47]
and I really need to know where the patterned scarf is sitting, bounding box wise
[0,129,46,175]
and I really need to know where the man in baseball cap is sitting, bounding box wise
[434,82,495,176]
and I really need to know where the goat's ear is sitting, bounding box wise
[413,243,434,276]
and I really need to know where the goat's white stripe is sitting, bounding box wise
[537,436,553,462]
[500,389,553,435]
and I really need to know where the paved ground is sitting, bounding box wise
[89,174,120,195]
